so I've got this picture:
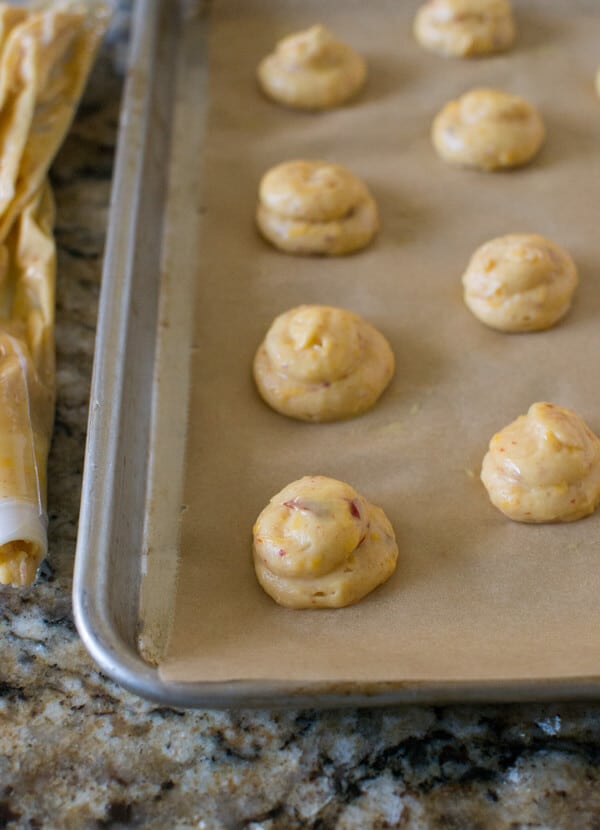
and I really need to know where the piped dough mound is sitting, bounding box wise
[414,0,516,58]
[257,24,366,110]
[462,234,578,332]
[256,159,379,256]
[253,476,398,608]
[432,88,545,170]
[481,403,600,523]
[253,305,394,422]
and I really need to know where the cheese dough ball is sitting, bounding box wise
[257,24,366,111]
[432,88,545,170]
[481,403,600,523]
[414,0,516,58]
[256,160,379,256]
[253,476,398,608]
[462,234,578,332]
[253,305,394,422]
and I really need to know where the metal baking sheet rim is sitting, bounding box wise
[73,0,600,708]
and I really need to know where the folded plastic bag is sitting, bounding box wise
[0,2,109,585]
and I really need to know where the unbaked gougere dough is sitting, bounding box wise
[253,305,394,422]
[432,88,545,170]
[256,160,379,256]
[481,403,600,523]
[462,234,578,332]
[253,476,398,608]
[257,24,366,111]
[414,0,516,58]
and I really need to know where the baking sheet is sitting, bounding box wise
[158,0,600,685]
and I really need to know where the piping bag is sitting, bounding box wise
[0,2,109,585]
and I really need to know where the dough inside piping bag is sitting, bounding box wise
[0,2,109,586]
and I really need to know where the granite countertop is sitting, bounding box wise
[2,8,600,830]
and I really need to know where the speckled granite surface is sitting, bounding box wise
[2,7,600,830]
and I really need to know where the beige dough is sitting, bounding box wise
[414,0,516,58]
[256,159,379,256]
[596,68,600,99]
[257,24,366,111]
[481,403,600,523]
[253,305,394,422]
[253,476,398,609]
[432,88,545,170]
[462,234,578,332]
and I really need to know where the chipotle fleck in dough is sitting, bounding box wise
[257,24,366,111]
[432,88,545,170]
[462,234,578,332]
[253,476,398,608]
[481,403,600,523]
[253,305,394,422]
[256,159,379,256]
[414,0,516,58]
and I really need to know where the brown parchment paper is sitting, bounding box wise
[159,0,600,684]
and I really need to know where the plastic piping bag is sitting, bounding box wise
[0,2,109,585]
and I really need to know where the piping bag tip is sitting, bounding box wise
[0,500,47,587]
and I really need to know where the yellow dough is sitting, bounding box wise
[414,0,516,58]
[462,234,578,332]
[0,4,107,586]
[432,88,545,170]
[481,403,600,523]
[256,160,379,256]
[253,476,398,608]
[253,305,394,422]
[257,24,366,111]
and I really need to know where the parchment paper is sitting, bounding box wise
[159,0,600,684]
